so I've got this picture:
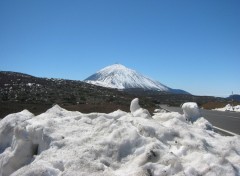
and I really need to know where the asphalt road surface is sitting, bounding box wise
[160,105,240,136]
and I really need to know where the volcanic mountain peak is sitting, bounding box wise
[84,64,189,94]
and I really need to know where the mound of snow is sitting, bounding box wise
[182,102,201,122]
[214,104,240,112]
[235,105,240,112]
[0,100,240,176]
[130,98,151,119]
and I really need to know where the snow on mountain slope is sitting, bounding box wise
[85,64,170,91]
[0,99,240,176]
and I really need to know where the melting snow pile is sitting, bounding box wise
[181,102,200,122]
[214,104,240,112]
[0,99,240,176]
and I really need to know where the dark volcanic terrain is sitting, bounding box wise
[0,71,154,118]
[0,71,235,119]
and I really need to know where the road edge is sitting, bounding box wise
[213,126,238,136]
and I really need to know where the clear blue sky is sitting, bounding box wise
[0,0,239,97]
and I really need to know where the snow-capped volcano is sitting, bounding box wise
[85,64,168,91]
[85,64,189,94]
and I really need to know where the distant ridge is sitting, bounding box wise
[228,94,240,102]
[84,64,189,94]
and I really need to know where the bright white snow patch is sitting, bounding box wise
[26,83,34,87]
[235,105,240,112]
[85,64,170,91]
[214,104,240,112]
[182,102,201,122]
[0,100,240,176]
[130,98,141,113]
[130,98,151,119]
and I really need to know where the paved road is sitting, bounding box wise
[160,105,240,135]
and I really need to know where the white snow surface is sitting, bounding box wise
[181,102,201,122]
[214,104,240,112]
[0,100,240,176]
[85,64,170,91]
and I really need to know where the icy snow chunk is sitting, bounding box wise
[0,127,36,176]
[130,98,141,113]
[45,104,82,118]
[0,110,34,154]
[194,117,213,130]
[11,160,61,176]
[46,104,67,115]
[133,108,151,119]
[182,102,201,122]
[107,110,128,120]
[225,104,234,111]
[130,98,151,118]
[234,105,240,112]
[154,109,167,113]
[214,104,240,112]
